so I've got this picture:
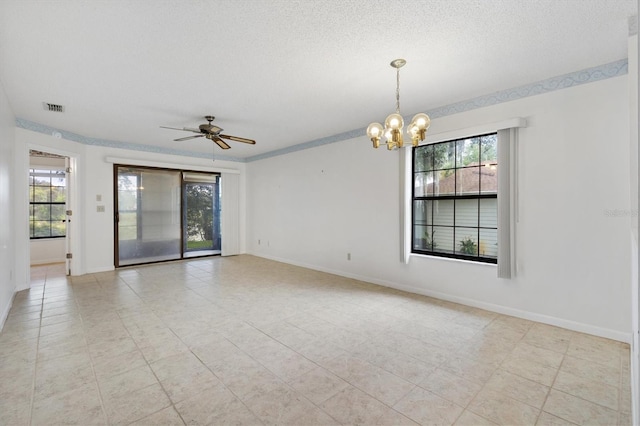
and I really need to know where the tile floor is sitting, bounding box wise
[0,255,632,425]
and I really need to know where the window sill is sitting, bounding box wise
[409,252,497,267]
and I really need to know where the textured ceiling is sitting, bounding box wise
[0,0,637,160]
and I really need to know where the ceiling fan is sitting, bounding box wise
[160,115,256,150]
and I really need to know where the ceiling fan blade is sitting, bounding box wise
[160,126,201,134]
[212,136,231,150]
[174,135,204,142]
[183,127,202,133]
[219,134,256,144]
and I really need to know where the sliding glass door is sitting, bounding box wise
[115,166,221,267]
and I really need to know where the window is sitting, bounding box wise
[29,169,66,239]
[412,133,498,263]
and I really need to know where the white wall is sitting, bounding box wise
[14,129,247,274]
[0,79,16,329]
[247,75,632,342]
[30,239,66,265]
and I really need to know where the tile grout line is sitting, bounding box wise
[71,274,110,425]
[17,258,632,425]
[27,270,46,426]
[117,273,188,426]
[457,316,535,425]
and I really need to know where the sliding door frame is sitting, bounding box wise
[113,164,221,268]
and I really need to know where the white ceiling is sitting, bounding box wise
[0,0,637,160]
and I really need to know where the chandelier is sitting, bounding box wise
[366,59,430,150]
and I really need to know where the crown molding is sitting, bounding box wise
[246,59,628,162]
[16,59,628,164]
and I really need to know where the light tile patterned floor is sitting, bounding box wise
[0,255,632,425]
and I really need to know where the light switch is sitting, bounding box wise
[96,194,102,202]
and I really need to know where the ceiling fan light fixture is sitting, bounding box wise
[367,59,430,151]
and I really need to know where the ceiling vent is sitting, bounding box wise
[43,102,65,113]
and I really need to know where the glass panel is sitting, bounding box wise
[33,221,50,237]
[433,141,455,170]
[456,167,480,195]
[118,212,137,240]
[414,172,432,197]
[34,205,50,221]
[51,222,66,237]
[480,134,498,164]
[479,228,498,258]
[479,198,498,228]
[431,226,454,254]
[184,180,221,254]
[432,200,454,226]
[413,225,436,251]
[51,173,66,187]
[51,185,66,202]
[117,167,181,266]
[33,186,50,202]
[413,200,431,226]
[455,199,478,227]
[433,169,455,196]
[414,145,433,172]
[51,205,66,221]
[456,137,480,167]
[480,163,498,194]
[32,174,51,185]
[456,228,479,256]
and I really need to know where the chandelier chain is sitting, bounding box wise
[395,66,401,113]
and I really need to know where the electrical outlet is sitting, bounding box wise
[97,205,105,213]
[347,253,351,261]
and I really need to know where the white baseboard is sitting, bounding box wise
[83,266,115,274]
[0,290,16,332]
[249,252,631,344]
[30,258,65,266]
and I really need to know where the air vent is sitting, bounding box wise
[43,102,65,113]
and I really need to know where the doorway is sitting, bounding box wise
[28,150,71,275]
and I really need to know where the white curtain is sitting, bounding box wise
[401,147,412,264]
[221,172,240,256]
[497,128,517,279]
